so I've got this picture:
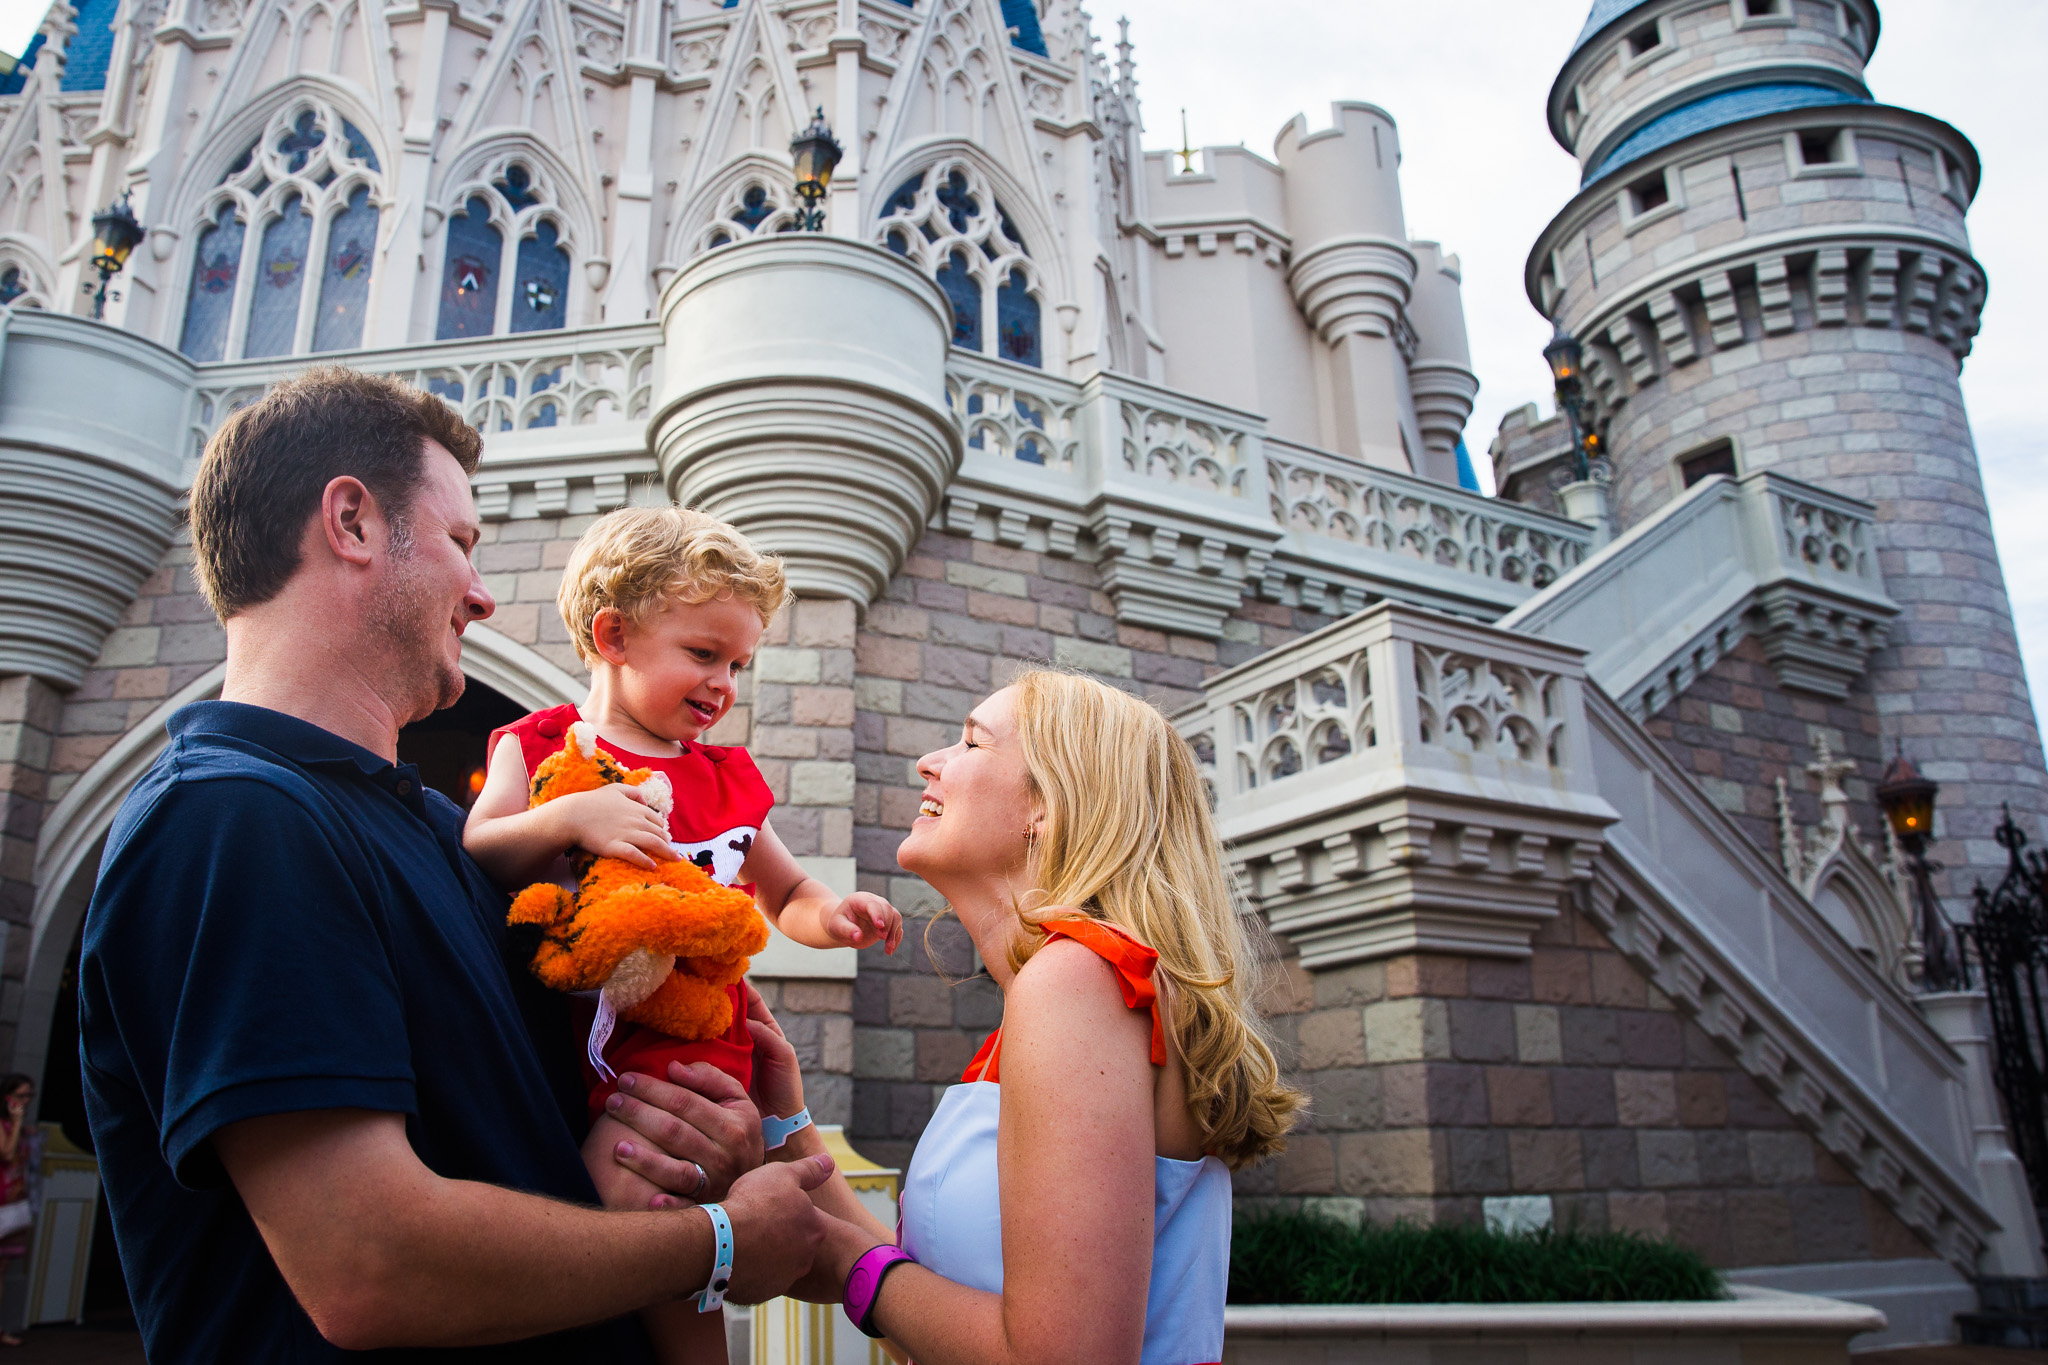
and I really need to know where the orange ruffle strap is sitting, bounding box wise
[958,917,1166,1084]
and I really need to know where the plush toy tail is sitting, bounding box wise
[508,883,573,928]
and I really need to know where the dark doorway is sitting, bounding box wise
[40,926,133,1329]
[397,678,528,808]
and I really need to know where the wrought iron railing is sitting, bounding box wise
[1966,809,2048,1242]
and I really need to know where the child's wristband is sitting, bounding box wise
[762,1105,813,1151]
[694,1203,735,1313]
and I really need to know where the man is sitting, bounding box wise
[79,367,831,1361]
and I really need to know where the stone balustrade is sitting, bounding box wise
[176,296,1591,633]
[1176,601,1618,968]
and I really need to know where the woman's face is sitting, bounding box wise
[898,686,1038,887]
[6,1087,29,1115]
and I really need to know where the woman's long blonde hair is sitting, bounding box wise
[1005,669,1303,1169]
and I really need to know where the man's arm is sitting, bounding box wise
[214,1108,835,1351]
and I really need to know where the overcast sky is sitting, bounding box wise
[2,0,2042,730]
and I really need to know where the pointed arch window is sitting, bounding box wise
[0,268,24,305]
[434,158,576,340]
[177,100,384,361]
[695,176,805,253]
[876,161,1046,369]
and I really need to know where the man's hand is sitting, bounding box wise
[604,1064,763,1204]
[542,785,677,870]
[823,892,904,953]
[720,1155,840,1304]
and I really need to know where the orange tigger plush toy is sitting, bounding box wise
[508,721,768,1050]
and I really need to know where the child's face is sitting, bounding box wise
[602,593,765,742]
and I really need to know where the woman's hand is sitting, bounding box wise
[784,1209,881,1305]
[744,983,809,1134]
[601,1064,763,1205]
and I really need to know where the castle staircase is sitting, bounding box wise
[1497,470,1898,722]
[1178,597,2013,1284]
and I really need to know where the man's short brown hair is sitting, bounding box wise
[190,366,484,619]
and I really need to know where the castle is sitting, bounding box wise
[0,0,2040,1344]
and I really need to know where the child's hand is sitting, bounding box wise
[821,893,903,953]
[544,784,678,870]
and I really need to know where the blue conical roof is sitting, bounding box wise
[1569,0,1653,58]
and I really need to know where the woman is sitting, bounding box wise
[0,1073,35,1348]
[785,670,1303,1364]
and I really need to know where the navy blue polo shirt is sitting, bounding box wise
[79,701,655,1364]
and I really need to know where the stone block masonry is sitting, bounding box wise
[1242,901,1935,1269]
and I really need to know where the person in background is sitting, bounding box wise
[0,1072,35,1347]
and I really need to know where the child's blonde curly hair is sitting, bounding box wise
[558,506,789,666]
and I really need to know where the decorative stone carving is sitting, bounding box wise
[1773,739,1912,987]
[651,236,959,604]
[1178,602,1616,967]
[0,311,195,687]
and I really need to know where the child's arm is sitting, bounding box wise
[463,734,678,888]
[742,821,904,954]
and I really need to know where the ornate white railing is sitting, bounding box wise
[193,323,661,443]
[186,326,1593,628]
[1501,471,1897,717]
[1264,438,1588,591]
[1176,601,1615,964]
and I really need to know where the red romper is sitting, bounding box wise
[491,703,775,1123]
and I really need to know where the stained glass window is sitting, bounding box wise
[511,219,569,334]
[180,203,245,361]
[275,110,324,174]
[733,186,773,230]
[497,163,541,210]
[342,121,380,172]
[312,185,378,352]
[996,268,1041,368]
[436,196,500,339]
[244,194,313,359]
[0,268,23,305]
[938,250,980,351]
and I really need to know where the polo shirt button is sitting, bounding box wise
[536,717,562,739]
[395,780,413,796]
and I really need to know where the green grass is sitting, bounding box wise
[1228,1210,1724,1305]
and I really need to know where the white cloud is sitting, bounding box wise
[0,0,41,61]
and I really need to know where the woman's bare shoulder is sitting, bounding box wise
[1005,929,1147,1050]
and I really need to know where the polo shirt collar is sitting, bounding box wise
[169,700,398,779]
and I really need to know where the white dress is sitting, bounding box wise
[896,921,1233,1365]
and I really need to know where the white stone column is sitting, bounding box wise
[370,0,451,346]
[1917,990,2048,1276]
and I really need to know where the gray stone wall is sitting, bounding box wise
[1246,903,1936,1267]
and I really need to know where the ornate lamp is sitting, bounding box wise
[1876,752,1939,852]
[1876,749,1966,991]
[1543,320,1594,483]
[86,192,144,320]
[788,108,843,232]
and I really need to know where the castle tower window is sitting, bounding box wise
[1799,129,1846,166]
[1677,438,1738,488]
[0,267,24,305]
[1625,20,1665,59]
[695,178,805,253]
[875,160,1047,368]
[1627,170,1670,215]
[434,159,573,340]
[1743,0,1788,18]
[177,101,385,362]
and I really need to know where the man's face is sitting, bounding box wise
[367,442,494,724]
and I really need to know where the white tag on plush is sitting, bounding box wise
[588,992,619,1082]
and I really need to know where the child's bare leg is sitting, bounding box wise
[581,1113,727,1362]
[640,1299,728,1365]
